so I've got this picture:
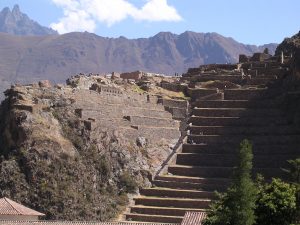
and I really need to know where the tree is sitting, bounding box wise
[283,158,300,222]
[255,178,297,225]
[204,139,257,225]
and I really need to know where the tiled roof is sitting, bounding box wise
[0,198,45,216]
[181,212,207,225]
[0,222,176,225]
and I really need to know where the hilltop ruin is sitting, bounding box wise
[0,46,299,224]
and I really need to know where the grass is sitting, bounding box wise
[131,85,146,94]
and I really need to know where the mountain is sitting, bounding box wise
[0,31,277,96]
[0,4,57,36]
[0,5,278,98]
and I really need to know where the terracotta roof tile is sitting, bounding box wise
[0,198,44,216]
[181,211,207,225]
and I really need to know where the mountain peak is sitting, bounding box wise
[0,5,58,36]
[12,4,20,14]
[1,6,10,14]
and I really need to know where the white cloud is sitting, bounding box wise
[51,9,96,34]
[133,0,182,22]
[50,0,182,33]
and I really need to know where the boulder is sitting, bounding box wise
[38,80,52,88]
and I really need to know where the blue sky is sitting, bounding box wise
[0,0,299,45]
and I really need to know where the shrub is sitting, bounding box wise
[282,158,300,223]
[255,178,297,225]
[119,171,137,193]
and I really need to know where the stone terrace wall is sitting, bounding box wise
[72,85,185,145]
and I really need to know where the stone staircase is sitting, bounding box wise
[124,67,300,223]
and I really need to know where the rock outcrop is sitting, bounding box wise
[276,31,300,80]
[0,74,187,221]
[0,5,57,36]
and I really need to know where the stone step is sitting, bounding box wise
[125,213,183,223]
[187,88,219,101]
[246,77,276,85]
[188,125,298,135]
[168,165,286,179]
[155,175,231,186]
[128,115,180,128]
[189,116,289,126]
[140,187,216,199]
[182,143,300,155]
[223,89,269,100]
[153,180,228,192]
[187,134,300,145]
[192,108,283,117]
[190,76,276,86]
[191,74,243,83]
[193,100,277,108]
[130,205,205,217]
[134,196,211,209]
[176,153,297,168]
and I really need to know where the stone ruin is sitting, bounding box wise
[123,51,300,223]
[2,50,299,224]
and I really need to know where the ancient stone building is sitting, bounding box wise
[120,71,146,81]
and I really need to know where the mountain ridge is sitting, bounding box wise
[0,5,278,99]
[0,31,277,99]
[0,4,57,36]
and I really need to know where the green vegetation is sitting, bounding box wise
[284,158,300,222]
[204,139,257,225]
[119,171,137,193]
[204,140,299,225]
[132,85,146,94]
[256,177,297,225]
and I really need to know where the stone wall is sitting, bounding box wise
[90,83,123,95]
[187,88,218,101]
[72,85,185,147]
[161,82,187,93]
[120,71,144,80]
[251,53,271,62]
[162,99,188,108]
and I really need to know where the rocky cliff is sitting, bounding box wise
[0,75,186,220]
[276,31,300,80]
[0,5,57,36]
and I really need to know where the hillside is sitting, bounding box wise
[0,31,277,99]
[0,48,299,223]
[0,75,186,220]
[276,31,300,79]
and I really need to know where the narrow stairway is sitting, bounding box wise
[125,72,300,224]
